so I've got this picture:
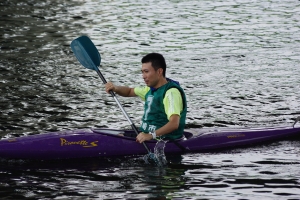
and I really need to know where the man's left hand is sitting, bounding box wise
[136,132,153,143]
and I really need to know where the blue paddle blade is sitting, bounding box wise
[70,36,101,70]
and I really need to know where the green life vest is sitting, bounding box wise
[140,81,187,140]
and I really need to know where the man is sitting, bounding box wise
[105,53,187,144]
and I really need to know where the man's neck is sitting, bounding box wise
[152,77,168,89]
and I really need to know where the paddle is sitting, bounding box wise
[70,36,160,165]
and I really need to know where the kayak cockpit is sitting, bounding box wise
[92,128,194,140]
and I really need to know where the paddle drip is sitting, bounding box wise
[143,139,168,167]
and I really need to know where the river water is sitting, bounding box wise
[1,0,300,199]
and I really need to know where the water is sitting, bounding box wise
[1,0,300,199]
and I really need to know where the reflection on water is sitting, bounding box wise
[0,0,94,136]
[0,0,300,199]
[0,144,299,199]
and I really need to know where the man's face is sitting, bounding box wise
[141,62,162,88]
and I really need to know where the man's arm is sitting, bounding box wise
[152,88,183,137]
[155,114,180,136]
[105,82,136,97]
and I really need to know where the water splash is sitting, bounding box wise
[154,139,168,166]
[143,139,168,167]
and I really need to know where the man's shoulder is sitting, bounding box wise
[165,87,181,97]
[134,86,150,93]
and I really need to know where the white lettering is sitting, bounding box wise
[144,95,154,120]
[148,125,156,132]
[142,122,148,130]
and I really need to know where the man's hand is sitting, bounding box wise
[136,132,153,143]
[105,82,115,94]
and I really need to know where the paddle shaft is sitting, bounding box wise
[95,68,152,152]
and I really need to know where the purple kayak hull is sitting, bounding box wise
[0,125,299,160]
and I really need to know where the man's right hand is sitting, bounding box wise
[105,82,115,94]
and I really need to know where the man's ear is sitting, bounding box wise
[158,68,163,76]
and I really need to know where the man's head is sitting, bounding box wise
[141,53,166,77]
[141,53,167,88]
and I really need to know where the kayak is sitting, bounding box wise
[0,120,299,160]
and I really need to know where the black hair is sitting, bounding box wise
[141,53,166,77]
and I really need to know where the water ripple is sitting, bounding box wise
[0,0,300,199]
